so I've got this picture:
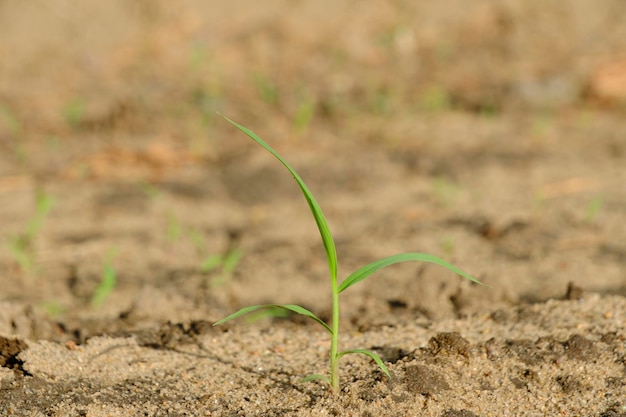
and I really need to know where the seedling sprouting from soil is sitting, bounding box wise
[165,212,243,285]
[200,248,242,287]
[91,248,118,308]
[253,73,279,106]
[213,116,484,394]
[7,188,56,272]
[585,196,603,223]
[293,87,316,134]
[62,98,86,129]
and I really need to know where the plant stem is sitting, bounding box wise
[330,277,340,394]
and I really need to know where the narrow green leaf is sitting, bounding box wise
[244,306,290,323]
[221,115,338,283]
[199,254,223,273]
[339,253,485,293]
[339,349,390,377]
[212,305,263,326]
[213,303,332,334]
[280,304,333,334]
[223,249,242,272]
[299,374,331,385]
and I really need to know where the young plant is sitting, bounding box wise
[0,105,28,162]
[433,176,460,208]
[91,248,118,308]
[7,188,56,272]
[584,195,603,223]
[200,248,242,287]
[39,300,65,317]
[420,84,451,112]
[165,213,242,285]
[213,116,484,394]
[253,72,279,106]
[62,98,86,129]
[293,88,316,134]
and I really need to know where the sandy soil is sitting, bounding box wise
[1,1,625,415]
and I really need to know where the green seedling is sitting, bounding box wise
[433,176,460,208]
[584,196,603,223]
[479,104,500,118]
[440,235,455,257]
[62,98,86,128]
[0,105,27,161]
[191,86,221,134]
[0,105,21,135]
[39,300,65,317]
[0,105,23,157]
[91,248,118,308]
[293,91,316,134]
[369,86,393,115]
[420,85,451,112]
[213,116,484,394]
[188,42,209,72]
[166,213,242,285]
[253,73,279,105]
[200,248,242,287]
[531,111,553,139]
[187,228,209,254]
[137,181,161,200]
[7,188,56,272]
[166,212,184,243]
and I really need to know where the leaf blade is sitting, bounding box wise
[221,115,338,283]
[339,253,485,293]
[213,303,333,334]
[339,349,390,377]
[299,374,332,385]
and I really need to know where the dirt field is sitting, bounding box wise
[1,1,626,415]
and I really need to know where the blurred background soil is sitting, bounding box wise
[0,1,625,415]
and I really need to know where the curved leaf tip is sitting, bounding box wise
[213,303,333,334]
[339,253,485,293]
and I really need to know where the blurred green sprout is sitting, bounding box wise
[91,248,118,308]
[7,188,56,272]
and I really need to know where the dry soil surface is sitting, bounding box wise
[1,1,626,416]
